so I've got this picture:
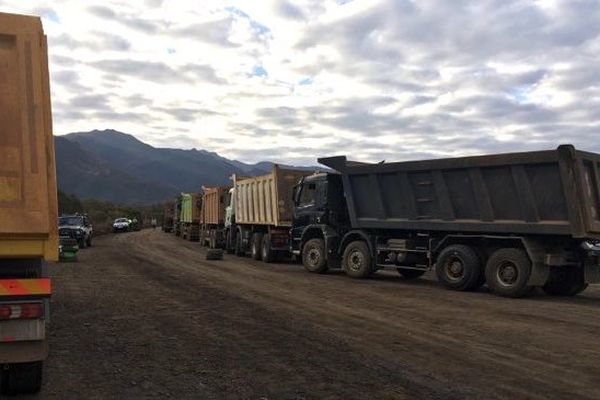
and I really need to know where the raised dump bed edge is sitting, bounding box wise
[284,145,600,298]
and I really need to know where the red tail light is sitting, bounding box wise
[0,303,44,320]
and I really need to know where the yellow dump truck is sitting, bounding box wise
[0,12,57,394]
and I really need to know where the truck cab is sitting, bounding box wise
[290,173,348,266]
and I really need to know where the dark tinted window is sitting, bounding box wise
[59,217,83,226]
[299,183,316,205]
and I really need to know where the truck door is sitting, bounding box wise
[291,178,326,248]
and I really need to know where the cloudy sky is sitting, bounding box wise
[2,0,600,165]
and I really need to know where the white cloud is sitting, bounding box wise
[1,0,599,164]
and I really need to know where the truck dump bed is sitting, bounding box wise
[202,186,229,225]
[180,193,202,223]
[0,12,58,260]
[319,145,600,239]
[234,166,312,227]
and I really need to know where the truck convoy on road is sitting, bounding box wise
[166,146,600,298]
[0,12,56,394]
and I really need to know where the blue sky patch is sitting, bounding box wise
[299,77,314,85]
[252,66,268,77]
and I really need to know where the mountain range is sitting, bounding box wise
[55,129,316,204]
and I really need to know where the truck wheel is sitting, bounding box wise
[235,233,244,256]
[485,248,532,298]
[343,241,373,279]
[542,267,588,296]
[435,245,482,291]
[261,234,275,263]
[226,231,234,254]
[251,233,263,260]
[1,361,43,395]
[302,238,328,273]
[397,268,426,280]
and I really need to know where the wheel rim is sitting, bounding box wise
[307,247,320,267]
[444,255,465,282]
[497,261,518,287]
[348,250,363,272]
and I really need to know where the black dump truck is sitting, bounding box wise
[290,145,600,297]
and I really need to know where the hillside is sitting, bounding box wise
[55,129,313,204]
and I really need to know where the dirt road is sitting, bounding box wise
[28,229,600,399]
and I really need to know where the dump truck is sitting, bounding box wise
[162,201,175,233]
[289,145,600,297]
[180,193,202,241]
[225,166,313,261]
[174,195,183,236]
[0,12,56,394]
[199,186,230,248]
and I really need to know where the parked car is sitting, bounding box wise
[113,218,131,232]
[58,214,93,248]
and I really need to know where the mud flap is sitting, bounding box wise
[527,261,549,286]
[324,231,340,269]
[584,258,600,283]
[521,238,549,286]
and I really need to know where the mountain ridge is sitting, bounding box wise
[55,129,318,204]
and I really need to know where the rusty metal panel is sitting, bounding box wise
[319,145,600,239]
[202,186,229,225]
[234,166,311,227]
[0,13,57,260]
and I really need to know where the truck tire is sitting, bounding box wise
[343,241,373,279]
[1,361,43,395]
[225,230,234,254]
[397,268,426,280]
[435,245,482,291]
[485,248,532,298]
[302,238,328,273]
[235,232,244,256]
[261,234,275,263]
[251,233,263,260]
[542,267,588,296]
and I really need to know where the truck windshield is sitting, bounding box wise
[59,217,83,226]
[298,182,316,206]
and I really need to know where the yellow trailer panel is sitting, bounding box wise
[0,12,57,261]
